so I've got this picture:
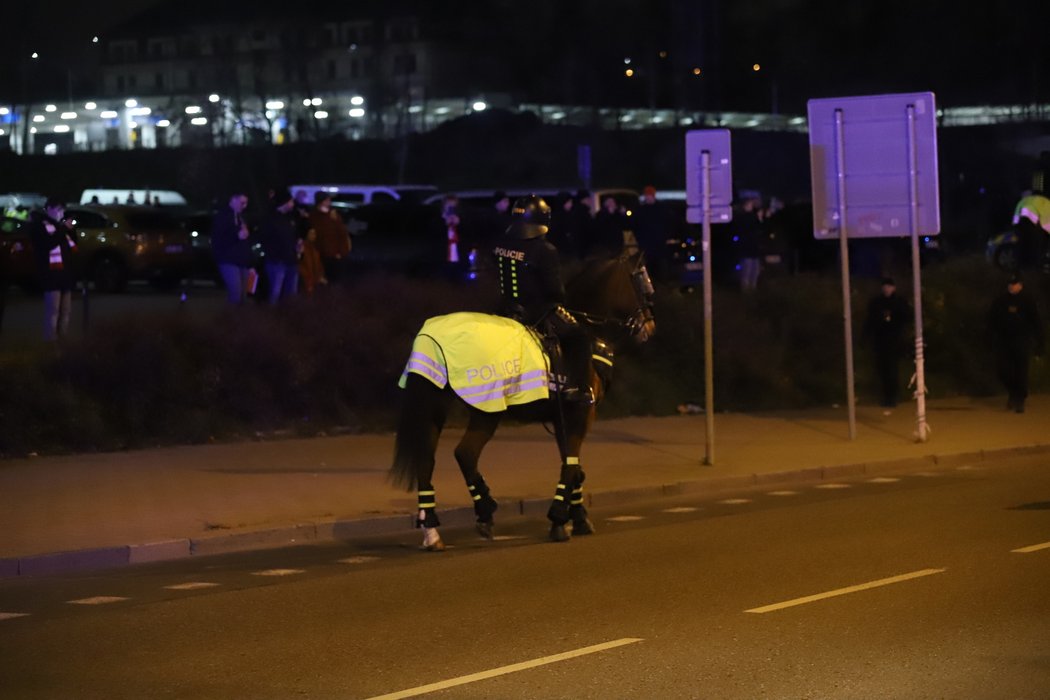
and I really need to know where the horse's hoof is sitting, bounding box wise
[571,518,596,536]
[476,521,494,540]
[549,524,571,542]
[420,527,445,551]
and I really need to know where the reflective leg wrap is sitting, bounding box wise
[569,485,586,518]
[547,481,571,525]
[468,478,498,523]
[416,490,440,528]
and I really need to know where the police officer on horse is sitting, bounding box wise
[492,195,593,403]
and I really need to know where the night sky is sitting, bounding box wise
[3,1,1049,114]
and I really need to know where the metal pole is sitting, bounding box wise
[701,149,715,465]
[906,105,929,442]
[833,109,857,440]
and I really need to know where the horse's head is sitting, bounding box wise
[566,250,656,344]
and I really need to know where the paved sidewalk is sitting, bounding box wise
[1,395,1047,578]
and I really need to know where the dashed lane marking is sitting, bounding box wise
[663,507,700,513]
[606,516,645,522]
[364,637,643,700]
[718,499,751,505]
[815,483,852,490]
[491,535,528,541]
[1012,541,1050,554]
[67,596,129,605]
[1,612,30,621]
[767,490,799,496]
[338,556,382,564]
[744,568,946,614]
[251,569,306,577]
[956,465,985,471]
[867,477,901,483]
[165,582,221,591]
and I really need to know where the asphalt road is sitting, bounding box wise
[2,454,1049,699]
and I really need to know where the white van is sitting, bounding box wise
[80,189,189,207]
[290,184,438,211]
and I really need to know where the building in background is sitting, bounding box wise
[2,0,1049,154]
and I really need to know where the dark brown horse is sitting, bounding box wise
[390,251,655,549]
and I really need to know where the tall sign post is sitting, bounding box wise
[685,129,733,465]
[808,92,940,442]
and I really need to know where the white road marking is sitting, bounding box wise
[718,498,751,505]
[251,569,305,577]
[663,507,700,513]
[1012,541,1050,554]
[867,477,900,483]
[0,612,29,621]
[67,596,129,605]
[606,516,645,522]
[165,582,220,591]
[767,490,798,496]
[956,465,984,471]
[815,483,852,490]
[338,556,381,564]
[492,535,528,541]
[745,568,946,614]
[364,637,643,700]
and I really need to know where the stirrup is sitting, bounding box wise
[560,386,594,404]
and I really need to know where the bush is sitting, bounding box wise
[0,254,1044,457]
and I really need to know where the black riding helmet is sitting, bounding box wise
[506,195,551,239]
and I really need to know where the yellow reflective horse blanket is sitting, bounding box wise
[398,312,550,412]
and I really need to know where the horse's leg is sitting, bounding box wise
[406,380,451,551]
[547,400,596,542]
[454,409,501,539]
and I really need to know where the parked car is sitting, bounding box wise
[0,205,196,293]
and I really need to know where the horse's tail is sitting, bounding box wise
[389,373,446,491]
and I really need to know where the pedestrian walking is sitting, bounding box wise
[863,277,912,412]
[633,185,672,280]
[28,197,77,341]
[258,188,301,304]
[987,274,1044,413]
[211,190,254,305]
[308,192,351,285]
[734,193,764,292]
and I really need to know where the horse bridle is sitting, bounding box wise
[570,253,655,343]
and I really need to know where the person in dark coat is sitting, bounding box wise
[863,277,912,411]
[987,274,1045,413]
[211,190,254,304]
[258,188,301,304]
[492,195,591,402]
[632,185,671,280]
[28,198,77,341]
[587,195,627,258]
[734,194,764,291]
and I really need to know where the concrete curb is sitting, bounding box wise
[3,443,1048,580]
